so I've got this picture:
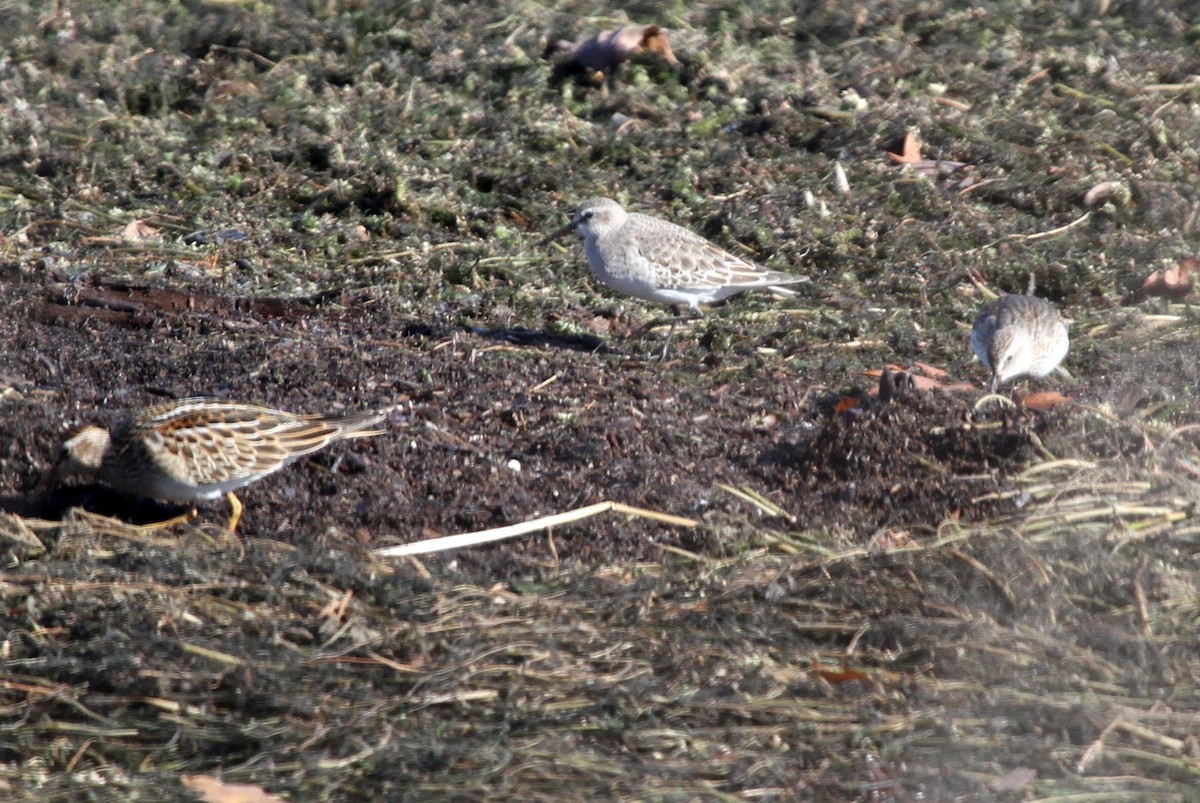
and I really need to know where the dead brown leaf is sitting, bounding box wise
[833,396,861,414]
[1018,390,1072,411]
[1124,257,1196,304]
[182,775,287,803]
[865,365,975,394]
[120,219,159,241]
[910,361,949,380]
[555,24,680,73]
[815,666,870,684]
[885,130,971,180]
[811,656,872,685]
[640,26,678,65]
[885,130,923,164]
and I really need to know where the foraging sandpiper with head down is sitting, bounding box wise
[971,294,1069,392]
[41,398,388,532]
[569,197,807,312]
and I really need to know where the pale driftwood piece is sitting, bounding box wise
[374,501,698,557]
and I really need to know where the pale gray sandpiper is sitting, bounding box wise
[971,294,1069,392]
[570,197,806,323]
[41,398,388,532]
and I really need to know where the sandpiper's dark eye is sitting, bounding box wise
[581,210,593,221]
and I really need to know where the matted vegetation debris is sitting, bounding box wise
[1,0,1199,800]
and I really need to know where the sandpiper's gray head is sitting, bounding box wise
[572,198,627,240]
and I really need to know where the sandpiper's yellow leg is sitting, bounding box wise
[225,492,244,533]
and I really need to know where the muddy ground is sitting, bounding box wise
[1,0,1199,800]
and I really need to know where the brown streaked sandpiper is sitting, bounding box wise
[41,398,388,532]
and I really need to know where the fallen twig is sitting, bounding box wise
[374,501,698,557]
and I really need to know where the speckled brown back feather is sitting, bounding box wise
[111,398,385,489]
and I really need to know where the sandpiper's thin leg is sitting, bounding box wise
[658,318,678,361]
[225,492,244,533]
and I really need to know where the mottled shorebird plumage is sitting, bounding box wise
[570,197,807,311]
[43,398,387,531]
[971,294,1069,392]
